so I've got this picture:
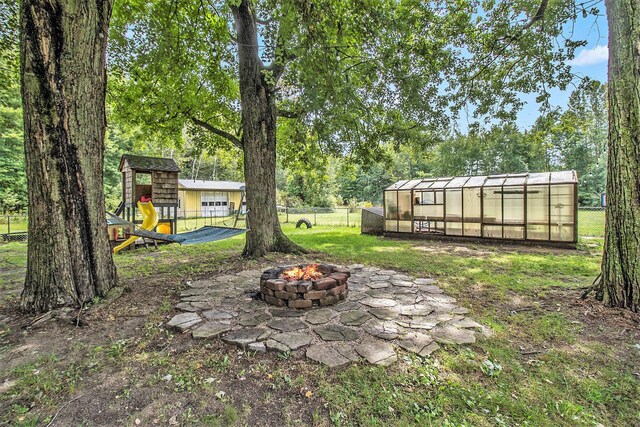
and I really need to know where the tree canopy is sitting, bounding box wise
[108,0,591,161]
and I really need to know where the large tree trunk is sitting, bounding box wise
[596,0,640,311]
[232,0,305,257]
[20,0,118,313]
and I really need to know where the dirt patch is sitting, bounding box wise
[414,244,492,257]
[0,254,335,426]
[548,289,640,347]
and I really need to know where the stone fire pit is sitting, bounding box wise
[259,264,350,309]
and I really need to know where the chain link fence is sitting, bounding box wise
[279,207,363,228]
[177,210,244,232]
[1,214,28,242]
[177,207,363,230]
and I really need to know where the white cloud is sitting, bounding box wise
[568,45,608,67]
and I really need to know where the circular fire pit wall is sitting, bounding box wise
[260,264,350,309]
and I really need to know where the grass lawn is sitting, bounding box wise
[577,210,605,237]
[0,213,638,426]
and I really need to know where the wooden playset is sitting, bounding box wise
[107,155,180,249]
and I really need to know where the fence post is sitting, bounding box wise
[7,215,10,234]
[314,208,317,226]
[347,208,349,227]
[286,207,289,223]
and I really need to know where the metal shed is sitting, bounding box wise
[383,171,578,247]
[361,207,384,235]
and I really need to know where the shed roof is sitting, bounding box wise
[362,207,384,216]
[385,171,577,191]
[119,154,180,173]
[178,179,245,192]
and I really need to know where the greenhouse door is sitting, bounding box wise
[201,192,229,217]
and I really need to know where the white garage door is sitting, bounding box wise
[201,192,229,217]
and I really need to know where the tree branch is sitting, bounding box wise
[521,0,549,31]
[265,50,297,84]
[190,116,243,149]
[265,62,284,84]
[502,0,549,43]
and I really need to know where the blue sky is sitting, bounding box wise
[516,12,608,129]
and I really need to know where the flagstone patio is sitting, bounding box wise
[167,264,490,367]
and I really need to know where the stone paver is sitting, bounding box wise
[306,345,350,368]
[364,320,400,340]
[248,341,267,353]
[397,332,440,356]
[305,309,338,325]
[315,324,359,341]
[368,307,399,320]
[332,301,361,312]
[167,312,202,331]
[339,311,371,326]
[172,263,487,367]
[180,288,210,297]
[396,319,438,330]
[360,297,398,308]
[378,270,397,275]
[394,294,422,305]
[431,325,476,344]
[271,332,312,350]
[238,312,271,327]
[202,308,237,321]
[391,280,414,288]
[449,317,483,329]
[398,304,434,317]
[333,343,362,362]
[356,339,398,366]
[175,302,204,312]
[418,285,444,294]
[192,322,232,339]
[270,309,304,317]
[265,339,290,352]
[367,281,391,289]
[222,327,271,349]
[364,289,394,298]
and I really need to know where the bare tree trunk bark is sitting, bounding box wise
[596,0,640,311]
[231,0,306,258]
[20,0,118,313]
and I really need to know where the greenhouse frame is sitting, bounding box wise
[383,171,578,247]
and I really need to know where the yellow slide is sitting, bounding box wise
[113,201,159,254]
